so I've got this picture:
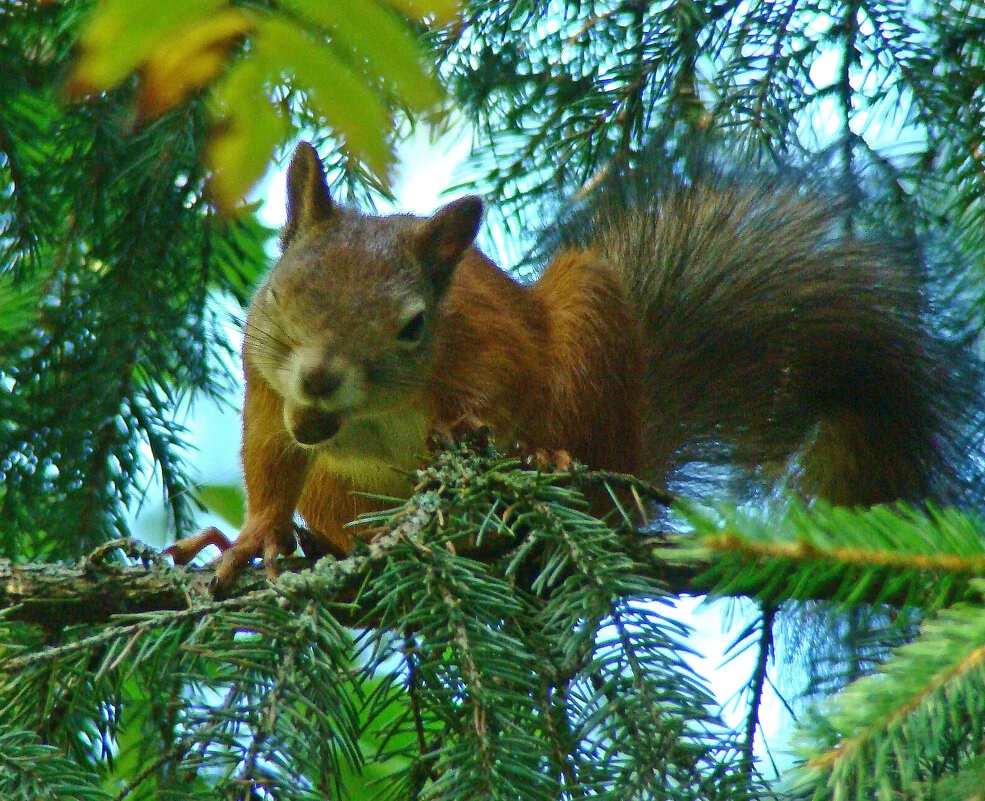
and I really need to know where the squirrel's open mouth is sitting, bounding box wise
[291,410,343,446]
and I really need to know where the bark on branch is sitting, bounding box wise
[0,544,708,632]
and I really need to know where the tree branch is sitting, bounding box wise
[0,534,971,636]
[1,456,979,633]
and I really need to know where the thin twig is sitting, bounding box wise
[741,602,777,775]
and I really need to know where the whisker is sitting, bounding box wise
[374,372,428,391]
[242,335,289,358]
[242,340,287,361]
[248,306,298,345]
[243,319,296,354]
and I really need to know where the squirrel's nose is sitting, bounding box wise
[300,364,344,400]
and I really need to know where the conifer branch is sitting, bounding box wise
[696,532,985,574]
[676,501,985,610]
[1,468,982,633]
[795,605,985,798]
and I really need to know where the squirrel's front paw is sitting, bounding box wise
[165,518,296,586]
[526,448,573,472]
[428,413,492,453]
[212,519,297,585]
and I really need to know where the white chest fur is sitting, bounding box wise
[311,406,431,492]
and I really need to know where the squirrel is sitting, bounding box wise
[165,142,974,583]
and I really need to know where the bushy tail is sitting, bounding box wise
[548,163,979,505]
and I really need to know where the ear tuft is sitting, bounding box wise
[415,196,484,288]
[281,142,334,249]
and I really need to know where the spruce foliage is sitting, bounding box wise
[4,0,985,799]
[0,0,270,559]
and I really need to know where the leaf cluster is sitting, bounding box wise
[69,0,453,208]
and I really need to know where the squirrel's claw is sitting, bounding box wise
[213,546,249,586]
[210,518,296,585]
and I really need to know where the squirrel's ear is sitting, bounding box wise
[415,196,484,288]
[282,142,334,249]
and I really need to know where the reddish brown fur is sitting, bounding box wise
[430,247,643,474]
[222,244,644,573]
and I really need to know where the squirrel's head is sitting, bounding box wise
[245,142,484,452]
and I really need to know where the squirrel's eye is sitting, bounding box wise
[397,311,426,344]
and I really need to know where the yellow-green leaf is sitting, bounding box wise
[68,0,225,95]
[284,0,441,112]
[139,8,254,119]
[207,61,284,212]
[254,17,393,175]
[195,483,245,529]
